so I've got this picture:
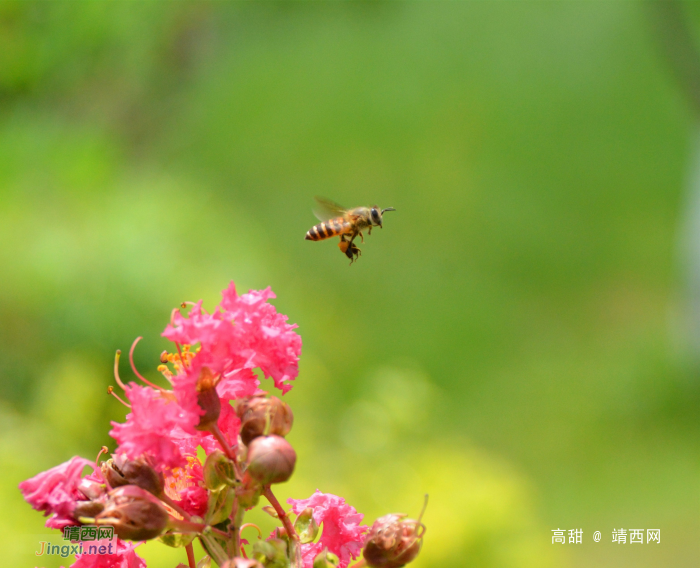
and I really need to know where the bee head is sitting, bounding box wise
[371,206,396,227]
[370,206,382,226]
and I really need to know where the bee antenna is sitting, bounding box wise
[381,207,396,214]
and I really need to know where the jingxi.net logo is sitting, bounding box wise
[35,525,116,559]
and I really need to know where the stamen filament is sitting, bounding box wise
[107,386,131,408]
[161,493,190,520]
[175,342,188,370]
[240,523,263,539]
[129,336,166,391]
[417,494,429,525]
[113,350,127,390]
[95,446,109,465]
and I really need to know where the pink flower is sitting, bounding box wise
[109,384,199,471]
[162,282,301,396]
[163,437,208,517]
[19,456,95,529]
[65,539,146,568]
[219,283,302,393]
[217,366,260,402]
[288,490,368,568]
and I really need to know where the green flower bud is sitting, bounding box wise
[203,450,237,491]
[159,529,196,548]
[235,471,262,509]
[252,538,288,568]
[294,507,319,544]
[206,485,235,526]
[313,550,340,568]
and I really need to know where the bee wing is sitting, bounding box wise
[312,196,349,222]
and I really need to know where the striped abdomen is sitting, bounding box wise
[305,217,352,241]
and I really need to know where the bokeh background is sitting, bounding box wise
[2,2,699,567]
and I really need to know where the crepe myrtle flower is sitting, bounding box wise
[108,283,300,472]
[19,456,100,529]
[67,539,147,568]
[288,490,368,568]
[19,281,426,568]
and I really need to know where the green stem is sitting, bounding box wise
[228,495,242,558]
[170,519,229,540]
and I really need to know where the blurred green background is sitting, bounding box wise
[2,1,699,567]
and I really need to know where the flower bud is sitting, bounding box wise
[96,485,169,541]
[102,454,164,496]
[237,396,294,446]
[195,368,221,430]
[252,538,288,568]
[73,499,105,519]
[294,507,319,544]
[246,435,296,485]
[362,514,425,568]
[206,485,236,526]
[159,528,196,549]
[313,549,340,568]
[235,471,262,509]
[203,450,237,491]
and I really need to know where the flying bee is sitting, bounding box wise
[305,196,395,263]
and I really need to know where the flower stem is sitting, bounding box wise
[170,519,229,539]
[229,495,241,558]
[185,542,196,568]
[209,422,242,480]
[263,485,302,568]
[262,486,298,543]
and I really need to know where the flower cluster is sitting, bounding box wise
[19,282,425,568]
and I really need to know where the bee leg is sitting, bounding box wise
[368,226,372,236]
[348,243,361,265]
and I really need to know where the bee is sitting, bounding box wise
[305,196,395,264]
